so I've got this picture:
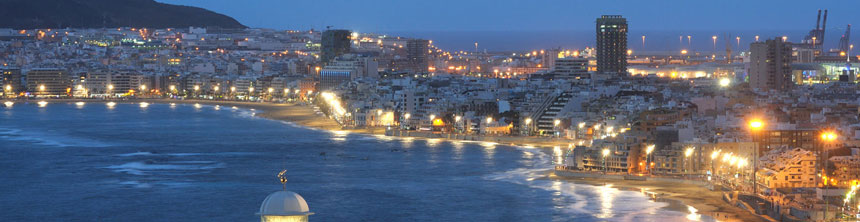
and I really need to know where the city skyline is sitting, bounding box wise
[160,0,859,32]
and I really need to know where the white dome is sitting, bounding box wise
[259,191,313,216]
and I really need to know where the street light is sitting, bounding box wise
[646,144,655,174]
[719,78,731,87]
[712,36,717,50]
[602,148,611,174]
[685,147,695,179]
[749,119,765,194]
[820,131,838,219]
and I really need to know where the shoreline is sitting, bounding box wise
[550,171,768,222]
[9,98,766,221]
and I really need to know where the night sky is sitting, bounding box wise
[159,0,859,32]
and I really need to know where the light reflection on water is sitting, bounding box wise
[1,103,719,221]
[687,205,702,221]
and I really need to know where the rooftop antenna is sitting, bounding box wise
[278,169,288,191]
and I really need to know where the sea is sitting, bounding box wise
[0,101,716,221]
[389,29,858,52]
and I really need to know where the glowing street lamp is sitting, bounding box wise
[602,148,611,174]
[719,78,731,87]
[821,131,838,142]
[748,119,765,194]
[486,117,493,124]
[645,144,656,173]
[168,85,174,91]
[429,114,436,120]
[712,36,717,50]
[39,84,45,92]
[213,86,219,92]
[455,116,462,122]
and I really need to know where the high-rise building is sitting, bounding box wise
[406,39,429,73]
[26,68,70,96]
[553,57,589,81]
[321,30,352,64]
[750,39,793,91]
[2,68,23,93]
[596,15,628,76]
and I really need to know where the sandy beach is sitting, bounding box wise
[12,97,766,221]
[549,172,768,222]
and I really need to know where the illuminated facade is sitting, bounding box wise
[596,15,628,76]
[319,69,353,91]
[26,68,70,96]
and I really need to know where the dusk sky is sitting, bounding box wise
[159,0,860,32]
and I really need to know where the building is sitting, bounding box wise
[2,68,23,94]
[321,29,351,64]
[757,148,818,189]
[26,68,70,96]
[553,57,589,81]
[750,38,793,91]
[595,15,628,76]
[318,69,353,91]
[325,54,379,79]
[406,39,429,73]
[753,128,817,152]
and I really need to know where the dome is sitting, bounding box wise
[259,191,313,216]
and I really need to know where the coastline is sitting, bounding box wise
[11,98,766,221]
[550,171,768,222]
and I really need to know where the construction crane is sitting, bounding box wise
[804,10,828,47]
[839,24,852,53]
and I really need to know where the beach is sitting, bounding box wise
[10,98,767,221]
[549,172,768,222]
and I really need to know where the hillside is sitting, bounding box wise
[0,0,246,29]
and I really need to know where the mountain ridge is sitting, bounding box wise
[0,0,246,29]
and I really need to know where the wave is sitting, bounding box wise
[483,146,705,221]
[115,152,257,157]
[105,161,225,176]
[0,127,113,148]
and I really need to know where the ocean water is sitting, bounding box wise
[0,102,714,221]
[391,29,858,52]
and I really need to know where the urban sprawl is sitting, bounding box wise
[2,12,860,221]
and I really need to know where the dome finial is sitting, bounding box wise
[277,169,288,191]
